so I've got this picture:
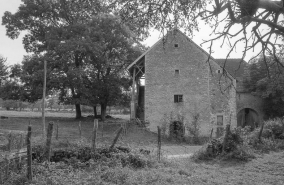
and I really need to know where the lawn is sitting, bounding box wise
[1,111,284,184]
[0,110,172,151]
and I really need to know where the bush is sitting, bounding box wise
[264,118,284,138]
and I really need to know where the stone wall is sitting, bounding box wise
[237,92,264,122]
[144,30,237,137]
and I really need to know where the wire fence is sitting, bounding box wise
[0,118,206,184]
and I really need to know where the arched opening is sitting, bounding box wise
[237,108,259,129]
[169,121,184,140]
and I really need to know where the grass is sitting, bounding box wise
[4,149,284,185]
[2,111,284,184]
[0,110,175,150]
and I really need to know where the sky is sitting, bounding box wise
[0,0,262,66]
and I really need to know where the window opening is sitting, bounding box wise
[175,69,180,75]
[174,95,183,103]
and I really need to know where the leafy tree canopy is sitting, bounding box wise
[244,56,284,118]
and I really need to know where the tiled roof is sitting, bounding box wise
[214,59,248,78]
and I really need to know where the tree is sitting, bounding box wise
[244,56,284,118]
[116,0,284,67]
[2,0,108,119]
[2,1,144,120]
[80,15,145,120]
[0,55,8,86]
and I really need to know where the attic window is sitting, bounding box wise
[217,69,222,74]
[174,43,179,48]
[175,69,180,76]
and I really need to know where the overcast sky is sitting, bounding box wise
[0,0,261,66]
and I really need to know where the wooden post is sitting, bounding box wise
[5,158,9,180]
[56,121,59,140]
[101,121,104,138]
[7,132,12,152]
[19,134,23,149]
[92,119,98,152]
[110,127,123,150]
[131,68,136,120]
[209,128,214,140]
[222,124,230,154]
[45,122,54,162]
[27,125,32,181]
[78,121,82,139]
[157,126,161,162]
[0,168,2,184]
[42,60,47,138]
[258,121,265,143]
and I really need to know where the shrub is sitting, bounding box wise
[264,118,284,138]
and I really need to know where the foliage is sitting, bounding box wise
[264,118,284,139]
[194,119,284,162]
[0,55,8,86]
[186,112,201,144]
[244,56,284,118]
[2,0,144,119]
[116,0,284,65]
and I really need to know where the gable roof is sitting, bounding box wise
[127,29,236,80]
[215,59,248,78]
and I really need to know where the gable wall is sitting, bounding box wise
[144,31,236,137]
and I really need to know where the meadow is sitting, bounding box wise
[1,110,284,185]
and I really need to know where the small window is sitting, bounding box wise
[175,69,180,76]
[174,95,183,103]
[174,43,179,48]
[217,115,223,126]
[217,69,222,74]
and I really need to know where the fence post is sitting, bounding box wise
[101,121,104,138]
[209,128,214,140]
[222,124,230,154]
[110,127,123,150]
[258,121,265,143]
[157,126,161,162]
[92,119,98,153]
[56,121,59,140]
[79,121,82,139]
[5,158,9,180]
[45,122,54,162]
[7,132,12,152]
[27,125,32,181]
[0,168,2,184]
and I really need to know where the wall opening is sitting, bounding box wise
[169,121,184,140]
[237,108,259,129]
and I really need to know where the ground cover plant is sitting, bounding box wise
[1,111,284,184]
[193,118,284,162]
[3,140,284,185]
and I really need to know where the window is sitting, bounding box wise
[174,95,183,103]
[174,43,179,48]
[175,69,180,76]
[217,69,222,74]
[217,115,223,126]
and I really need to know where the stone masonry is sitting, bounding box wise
[132,29,238,137]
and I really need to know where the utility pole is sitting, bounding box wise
[42,60,47,138]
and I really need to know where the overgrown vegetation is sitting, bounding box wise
[193,118,284,162]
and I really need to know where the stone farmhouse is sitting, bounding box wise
[127,29,262,138]
[215,59,264,129]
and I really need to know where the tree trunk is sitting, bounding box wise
[93,105,97,117]
[101,103,107,121]
[75,104,82,119]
